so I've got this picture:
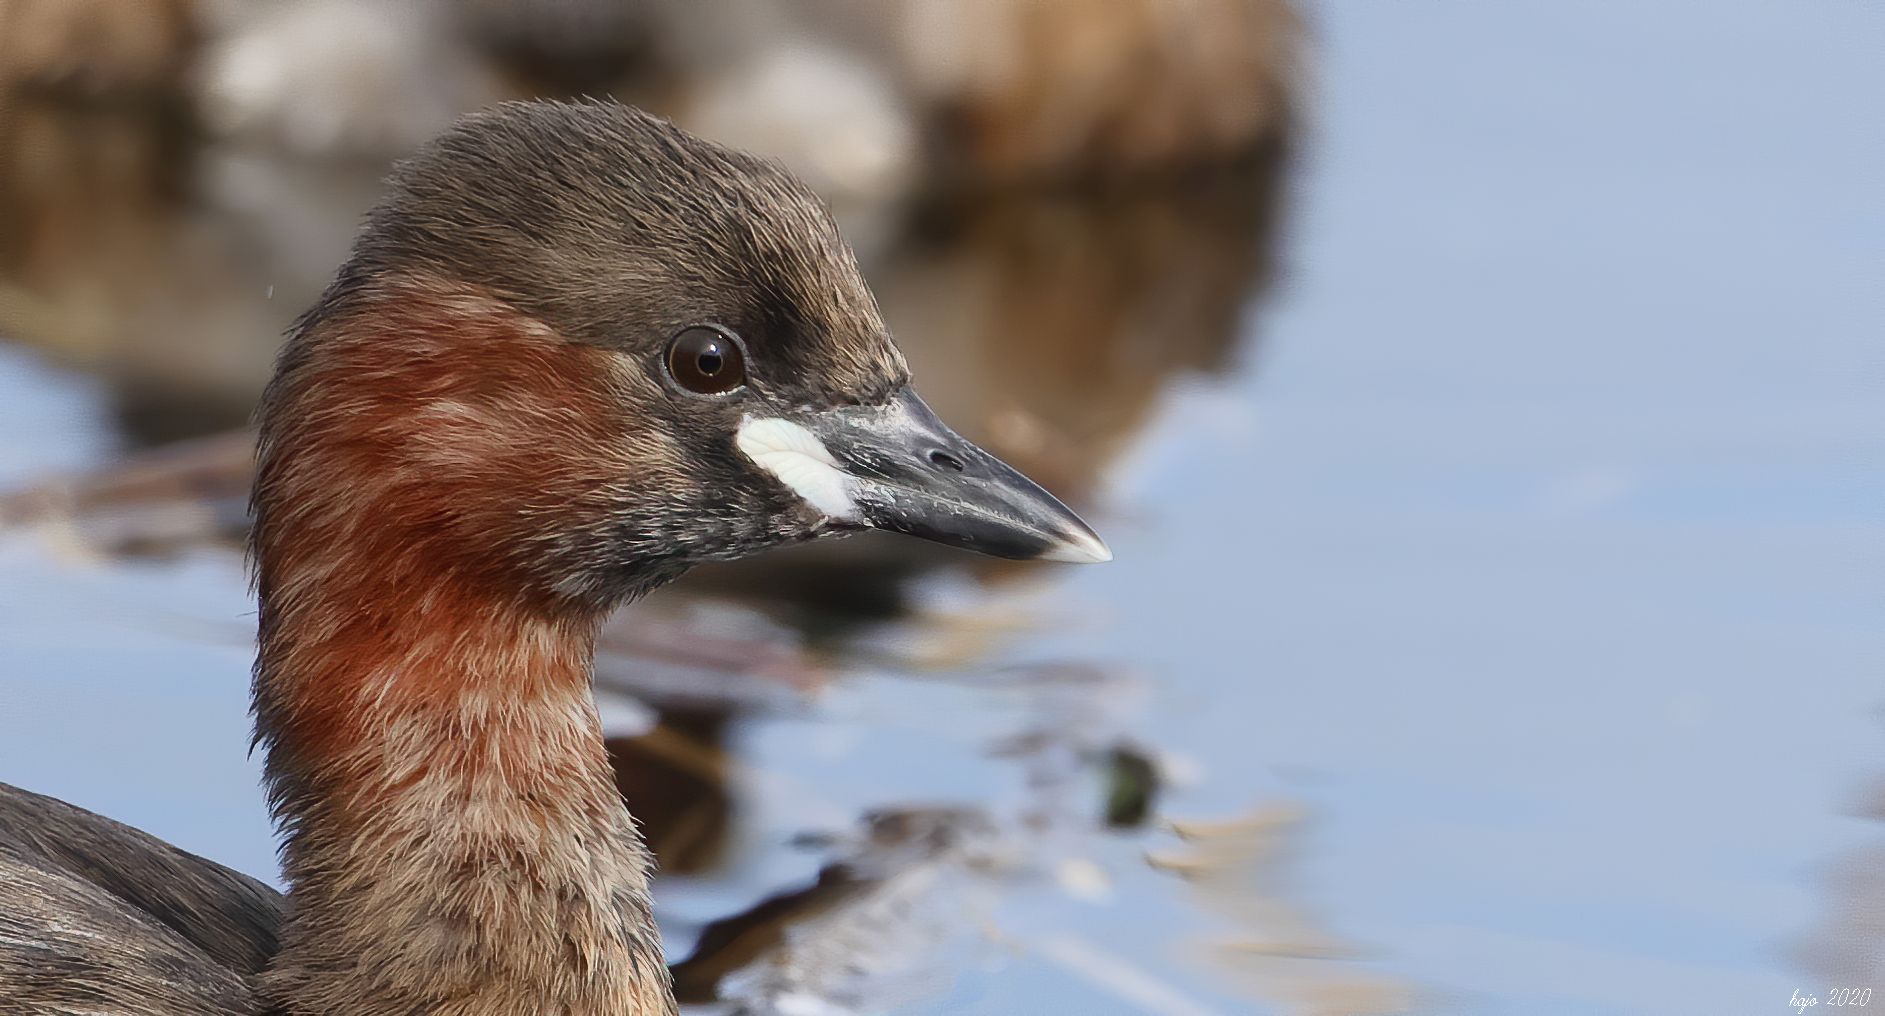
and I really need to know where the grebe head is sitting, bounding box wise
[257,101,1106,616]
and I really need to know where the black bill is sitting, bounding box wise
[802,388,1111,563]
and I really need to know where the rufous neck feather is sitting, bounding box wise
[250,277,675,1016]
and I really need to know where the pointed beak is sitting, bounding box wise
[738,388,1110,563]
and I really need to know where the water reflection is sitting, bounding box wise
[662,663,1170,1013]
[1791,746,1885,988]
[1148,809,1412,1015]
[674,806,1000,1010]
[884,170,1286,503]
[609,707,739,877]
[0,92,316,444]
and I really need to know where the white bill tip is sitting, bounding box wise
[1040,528,1113,564]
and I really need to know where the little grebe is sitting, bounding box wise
[0,100,1106,1016]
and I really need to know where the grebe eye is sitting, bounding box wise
[665,326,747,395]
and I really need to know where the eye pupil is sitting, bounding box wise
[665,326,747,395]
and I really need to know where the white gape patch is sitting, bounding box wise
[735,417,860,520]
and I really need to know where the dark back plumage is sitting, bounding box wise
[0,784,282,1015]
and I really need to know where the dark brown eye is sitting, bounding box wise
[664,326,747,395]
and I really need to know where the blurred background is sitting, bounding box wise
[0,1,1877,1013]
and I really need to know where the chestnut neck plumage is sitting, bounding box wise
[250,277,677,1016]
